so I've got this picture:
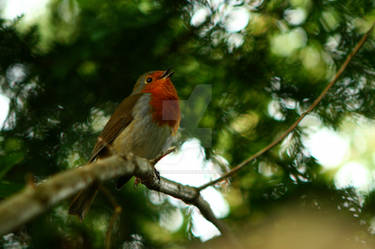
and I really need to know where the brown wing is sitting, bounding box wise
[88,93,143,162]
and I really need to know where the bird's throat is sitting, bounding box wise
[143,83,180,134]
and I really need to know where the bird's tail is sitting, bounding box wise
[68,182,99,220]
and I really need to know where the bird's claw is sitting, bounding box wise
[154,168,161,182]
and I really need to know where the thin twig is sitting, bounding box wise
[100,185,122,249]
[198,23,375,191]
[138,169,237,245]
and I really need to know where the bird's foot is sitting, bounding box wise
[150,146,176,165]
[154,168,161,182]
[133,169,160,187]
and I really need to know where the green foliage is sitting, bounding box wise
[1,0,375,248]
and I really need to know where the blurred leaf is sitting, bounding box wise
[0,180,23,198]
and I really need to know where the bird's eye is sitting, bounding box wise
[146,77,152,83]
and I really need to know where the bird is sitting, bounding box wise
[69,69,180,219]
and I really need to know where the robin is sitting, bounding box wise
[69,69,180,219]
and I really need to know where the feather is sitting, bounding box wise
[88,93,143,162]
[69,93,143,219]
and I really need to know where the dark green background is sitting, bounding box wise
[1,0,375,248]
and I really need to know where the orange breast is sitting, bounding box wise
[143,82,180,134]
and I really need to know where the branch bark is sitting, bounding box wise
[0,155,228,237]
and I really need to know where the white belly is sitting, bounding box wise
[112,94,175,160]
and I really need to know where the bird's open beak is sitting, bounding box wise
[161,68,174,79]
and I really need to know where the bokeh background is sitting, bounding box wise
[1,0,375,248]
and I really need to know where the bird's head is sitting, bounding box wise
[132,69,180,132]
[132,69,175,94]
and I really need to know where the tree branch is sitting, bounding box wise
[0,154,228,237]
[197,23,375,191]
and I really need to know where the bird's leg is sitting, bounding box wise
[150,146,176,165]
[134,167,160,187]
[154,167,161,181]
[137,147,175,186]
